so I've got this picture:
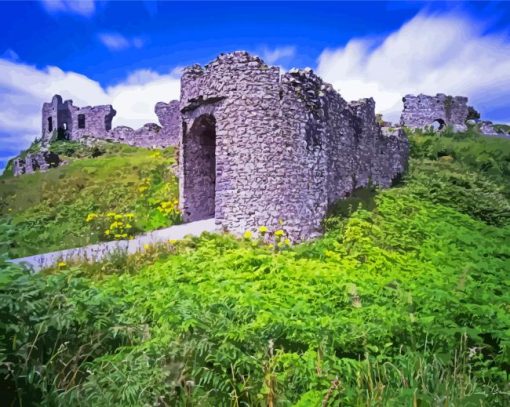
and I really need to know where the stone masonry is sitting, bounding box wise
[400,93,469,131]
[179,51,408,241]
[40,94,179,148]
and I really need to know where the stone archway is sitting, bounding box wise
[181,114,217,221]
[431,118,446,131]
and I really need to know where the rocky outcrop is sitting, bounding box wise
[12,151,62,176]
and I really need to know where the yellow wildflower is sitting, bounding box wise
[258,226,268,234]
[243,230,253,239]
[143,244,150,250]
[85,213,98,222]
[275,229,285,237]
[284,238,291,246]
[57,261,67,268]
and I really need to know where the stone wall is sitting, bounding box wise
[179,51,408,241]
[400,93,469,131]
[155,100,181,146]
[68,104,116,141]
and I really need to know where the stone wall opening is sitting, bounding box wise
[78,114,86,129]
[104,116,112,131]
[182,114,217,221]
[47,117,53,132]
[431,118,446,131]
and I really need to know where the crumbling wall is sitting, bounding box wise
[155,100,180,146]
[39,95,180,150]
[41,95,73,145]
[109,123,166,147]
[69,105,116,141]
[180,51,408,241]
[400,93,469,131]
[12,151,62,176]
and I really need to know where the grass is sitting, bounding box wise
[0,141,180,258]
[0,129,509,405]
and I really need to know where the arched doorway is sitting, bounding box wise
[182,114,217,221]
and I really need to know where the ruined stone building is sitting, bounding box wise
[40,94,180,148]
[179,51,408,241]
[400,93,469,131]
[14,51,409,241]
[13,95,181,176]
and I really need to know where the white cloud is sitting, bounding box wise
[0,58,180,166]
[1,49,19,61]
[261,46,296,65]
[316,13,510,123]
[40,0,96,17]
[98,33,145,51]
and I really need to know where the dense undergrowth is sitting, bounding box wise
[0,142,180,258]
[1,129,510,406]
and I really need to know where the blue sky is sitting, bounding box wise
[1,1,510,170]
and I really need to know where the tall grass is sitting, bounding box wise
[0,142,179,258]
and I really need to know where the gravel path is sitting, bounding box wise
[9,219,217,273]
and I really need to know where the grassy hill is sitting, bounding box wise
[0,141,180,258]
[1,130,509,405]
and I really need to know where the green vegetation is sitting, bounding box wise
[0,141,180,258]
[1,130,509,405]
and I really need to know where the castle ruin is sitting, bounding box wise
[40,94,180,148]
[179,51,408,241]
[13,51,410,241]
[400,93,469,131]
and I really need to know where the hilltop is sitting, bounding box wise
[1,128,509,405]
[0,140,179,258]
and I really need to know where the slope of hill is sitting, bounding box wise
[0,141,180,258]
[1,129,509,405]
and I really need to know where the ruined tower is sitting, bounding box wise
[41,95,116,144]
[179,51,408,241]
